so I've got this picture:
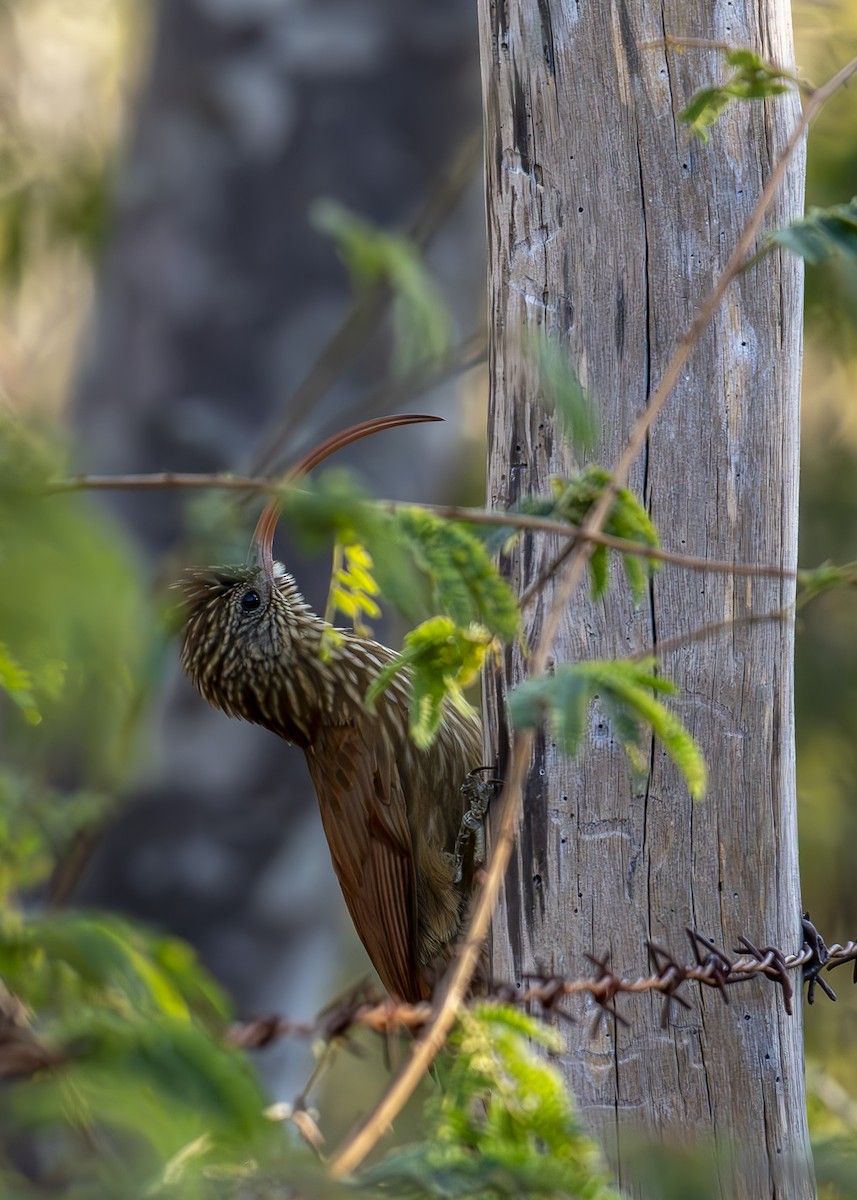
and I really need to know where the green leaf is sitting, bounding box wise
[0,771,111,902]
[545,465,660,601]
[0,913,228,1027]
[367,1004,621,1199]
[769,198,857,266]
[589,543,609,601]
[394,507,521,640]
[311,199,453,374]
[0,641,40,724]
[327,541,383,635]
[510,659,707,799]
[680,48,793,142]
[0,419,153,785]
[797,560,857,610]
[528,331,598,452]
[7,1012,276,1175]
[365,616,488,748]
[67,1014,269,1140]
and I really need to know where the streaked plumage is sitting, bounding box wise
[180,559,483,1002]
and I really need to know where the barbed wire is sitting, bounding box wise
[225,915,857,1052]
[1,916,853,1084]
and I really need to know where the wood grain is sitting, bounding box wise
[478,2,812,1195]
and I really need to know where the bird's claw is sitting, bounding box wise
[452,767,502,883]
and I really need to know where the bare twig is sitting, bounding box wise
[48,477,802,584]
[631,607,791,662]
[326,330,486,436]
[641,35,812,93]
[418,504,800,580]
[327,51,857,1181]
[47,471,280,495]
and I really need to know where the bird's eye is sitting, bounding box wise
[240,590,261,613]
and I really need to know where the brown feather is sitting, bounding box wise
[306,721,424,1001]
[179,559,483,1003]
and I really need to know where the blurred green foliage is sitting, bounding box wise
[364,1007,620,1199]
[311,200,454,376]
[0,420,151,783]
[771,196,857,266]
[511,659,706,800]
[680,48,794,142]
[0,144,111,288]
[790,2,857,1116]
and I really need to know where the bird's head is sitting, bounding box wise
[178,413,442,722]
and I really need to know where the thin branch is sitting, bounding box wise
[326,331,486,436]
[53,336,485,502]
[47,472,280,495]
[49,477,801,584]
[327,52,857,1181]
[640,35,810,93]
[631,607,790,663]
[518,539,578,608]
[418,504,800,580]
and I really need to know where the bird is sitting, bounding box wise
[178,415,485,1003]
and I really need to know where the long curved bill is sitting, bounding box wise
[250,413,442,578]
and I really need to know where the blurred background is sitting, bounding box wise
[1,0,856,1146]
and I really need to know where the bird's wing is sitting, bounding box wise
[305,720,424,1003]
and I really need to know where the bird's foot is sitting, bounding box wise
[452,767,503,883]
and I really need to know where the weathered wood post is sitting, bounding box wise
[479,2,812,1195]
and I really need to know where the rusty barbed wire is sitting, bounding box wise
[2,916,855,1082]
[225,914,857,1049]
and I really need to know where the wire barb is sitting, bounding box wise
[3,920,857,1084]
[222,918,857,1053]
[801,912,836,1004]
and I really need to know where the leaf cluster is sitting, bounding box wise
[311,199,453,375]
[327,542,383,635]
[0,913,293,1199]
[366,1005,620,1199]
[681,49,794,143]
[510,659,706,799]
[362,508,521,746]
[366,616,491,748]
[393,507,520,640]
[770,197,857,266]
[0,769,110,902]
[550,467,659,600]
[483,465,658,603]
[279,472,426,620]
[0,419,153,784]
